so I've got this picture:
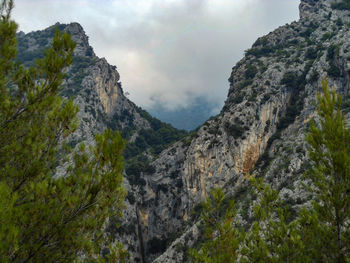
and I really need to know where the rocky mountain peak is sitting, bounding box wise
[299,0,332,19]
[62,22,95,57]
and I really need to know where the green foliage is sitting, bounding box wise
[328,63,342,78]
[305,47,318,60]
[230,92,245,104]
[16,25,57,67]
[277,103,299,130]
[305,78,350,261]
[325,45,340,78]
[245,46,274,58]
[126,108,187,157]
[242,178,307,263]
[0,2,126,262]
[189,189,244,263]
[257,63,311,170]
[336,18,344,27]
[124,154,147,186]
[300,28,313,38]
[327,44,340,61]
[224,122,245,139]
[331,0,350,10]
[182,131,198,147]
[309,69,319,83]
[245,65,258,79]
[244,38,293,59]
[252,36,269,47]
[16,25,97,94]
[280,71,298,88]
[122,107,187,186]
[322,32,333,41]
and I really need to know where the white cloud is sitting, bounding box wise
[12,0,300,111]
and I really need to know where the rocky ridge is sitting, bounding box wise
[17,22,186,261]
[137,0,350,261]
[16,0,350,261]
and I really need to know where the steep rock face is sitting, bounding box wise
[17,23,151,144]
[17,23,186,261]
[299,0,321,19]
[65,22,94,57]
[129,0,350,261]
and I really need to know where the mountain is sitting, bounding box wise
[133,0,350,261]
[17,0,350,261]
[17,22,187,261]
[17,22,187,182]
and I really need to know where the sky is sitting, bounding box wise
[12,0,300,113]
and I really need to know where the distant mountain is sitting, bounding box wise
[148,97,221,131]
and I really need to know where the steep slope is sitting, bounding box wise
[17,22,186,178]
[16,23,186,261]
[123,0,350,261]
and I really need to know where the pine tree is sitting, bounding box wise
[241,178,306,263]
[0,1,126,262]
[189,188,244,263]
[304,78,350,262]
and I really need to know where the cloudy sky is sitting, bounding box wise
[13,0,300,112]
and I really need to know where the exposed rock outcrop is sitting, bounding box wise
[145,0,350,261]
[299,0,321,19]
[17,0,350,261]
[17,23,185,261]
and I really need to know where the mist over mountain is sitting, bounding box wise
[148,97,221,131]
[12,0,299,114]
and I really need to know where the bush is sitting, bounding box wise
[245,46,274,58]
[336,18,344,27]
[327,44,339,61]
[245,65,258,79]
[305,47,318,60]
[225,122,245,139]
[252,36,269,47]
[331,0,350,10]
[277,102,302,130]
[281,72,298,88]
[309,70,319,82]
[237,79,253,90]
[300,28,313,38]
[322,32,332,41]
[230,92,245,104]
[327,63,341,78]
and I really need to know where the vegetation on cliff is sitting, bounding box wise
[331,0,350,10]
[16,21,188,189]
[190,79,350,262]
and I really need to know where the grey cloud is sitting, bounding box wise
[13,0,300,111]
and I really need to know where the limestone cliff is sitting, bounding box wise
[16,0,350,261]
[136,0,350,261]
[17,22,186,261]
